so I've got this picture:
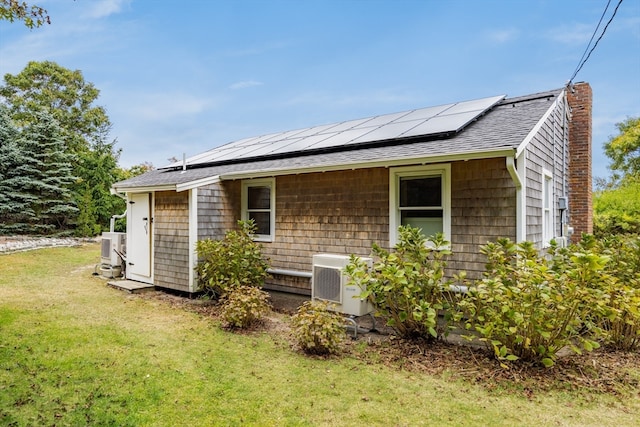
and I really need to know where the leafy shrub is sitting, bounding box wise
[345,226,459,340]
[195,220,270,298]
[594,179,640,237]
[458,238,607,367]
[220,285,272,329]
[291,300,345,355]
[588,235,640,351]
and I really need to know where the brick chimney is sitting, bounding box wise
[566,82,593,240]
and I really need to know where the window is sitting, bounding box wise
[390,164,451,246]
[241,178,275,241]
[542,170,553,245]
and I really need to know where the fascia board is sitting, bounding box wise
[111,184,176,193]
[515,90,565,158]
[218,148,516,180]
[176,175,221,192]
[112,175,221,194]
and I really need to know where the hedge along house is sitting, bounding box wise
[112,83,592,295]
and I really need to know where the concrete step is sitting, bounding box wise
[107,279,154,294]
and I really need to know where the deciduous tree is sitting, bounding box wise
[604,116,640,183]
[0,0,49,28]
[0,61,111,154]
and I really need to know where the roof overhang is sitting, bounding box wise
[112,174,221,194]
[112,148,517,193]
[515,89,566,158]
[218,148,516,180]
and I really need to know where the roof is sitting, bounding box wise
[113,88,563,192]
[163,94,505,169]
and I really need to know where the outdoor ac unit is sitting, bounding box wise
[101,232,126,267]
[555,236,568,248]
[312,254,373,317]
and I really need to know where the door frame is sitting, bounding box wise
[126,192,154,284]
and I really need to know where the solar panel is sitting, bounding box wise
[162,94,505,169]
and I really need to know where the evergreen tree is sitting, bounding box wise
[17,110,78,234]
[0,106,34,233]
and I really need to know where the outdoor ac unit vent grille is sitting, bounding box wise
[101,238,112,259]
[311,253,373,317]
[313,266,342,303]
[100,232,126,267]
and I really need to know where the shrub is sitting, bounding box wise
[220,285,272,329]
[345,226,459,340]
[291,300,345,355]
[458,238,606,367]
[195,220,270,298]
[593,178,640,237]
[589,235,640,351]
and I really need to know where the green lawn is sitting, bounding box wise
[1,244,638,426]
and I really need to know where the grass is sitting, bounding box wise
[1,243,639,426]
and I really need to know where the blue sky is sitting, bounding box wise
[1,0,639,180]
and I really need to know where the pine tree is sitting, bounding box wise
[17,110,78,234]
[0,106,35,233]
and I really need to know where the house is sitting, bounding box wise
[111,82,593,295]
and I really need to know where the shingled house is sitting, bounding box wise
[112,83,593,295]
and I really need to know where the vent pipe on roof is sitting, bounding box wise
[181,153,186,173]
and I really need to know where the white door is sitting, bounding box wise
[127,192,152,281]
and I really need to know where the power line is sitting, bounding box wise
[573,0,611,78]
[568,0,624,84]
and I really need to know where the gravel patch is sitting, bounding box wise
[0,236,92,254]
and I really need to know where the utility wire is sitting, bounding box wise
[568,0,624,84]
[572,0,611,78]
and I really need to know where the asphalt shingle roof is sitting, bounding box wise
[113,88,562,191]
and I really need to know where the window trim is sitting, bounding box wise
[241,178,275,242]
[389,164,451,247]
[542,169,554,246]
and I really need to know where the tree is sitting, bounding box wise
[0,61,111,153]
[604,116,640,183]
[1,110,78,234]
[0,0,49,28]
[0,105,34,233]
[20,111,77,233]
[75,137,125,236]
[1,61,122,236]
[595,116,640,236]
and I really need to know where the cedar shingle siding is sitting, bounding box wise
[450,158,517,278]
[524,95,569,244]
[196,158,517,293]
[154,191,190,291]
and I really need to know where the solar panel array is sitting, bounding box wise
[163,94,505,169]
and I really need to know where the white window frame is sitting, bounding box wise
[542,169,554,246]
[241,178,275,242]
[389,164,451,247]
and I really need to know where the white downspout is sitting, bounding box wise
[188,187,198,293]
[506,155,526,242]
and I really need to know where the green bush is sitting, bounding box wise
[291,300,345,355]
[594,179,640,237]
[195,220,270,298]
[588,235,640,351]
[458,238,606,367]
[345,226,459,340]
[220,285,272,329]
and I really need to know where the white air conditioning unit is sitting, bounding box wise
[555,236,568,248]
[101,232,126,267]
[312,254,373,317]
